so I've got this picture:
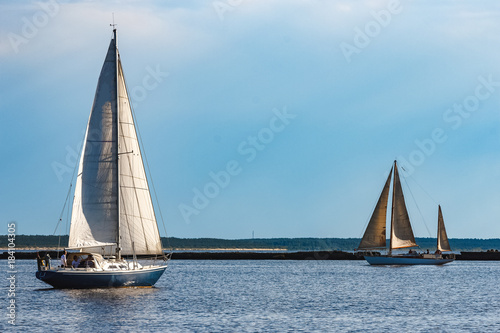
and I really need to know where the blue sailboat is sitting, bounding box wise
[357,161,454,265]
[36,29,168,288]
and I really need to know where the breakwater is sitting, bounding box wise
[3,250,500,260]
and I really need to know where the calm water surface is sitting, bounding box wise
[2,259,500,332]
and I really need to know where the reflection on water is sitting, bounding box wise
[4,260,500,332]
[64,286,160,300]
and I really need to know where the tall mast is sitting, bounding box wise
[389,160,397,255]
[114,28,121,259]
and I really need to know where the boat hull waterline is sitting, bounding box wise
[364,255,454,266]
[35,265,167,289]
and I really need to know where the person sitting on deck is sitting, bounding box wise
[72,256,80,268]
[78,256,88,268]
[86,255,95,268]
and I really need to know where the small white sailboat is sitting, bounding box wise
[36,29,169,288]
[357,161,455,265]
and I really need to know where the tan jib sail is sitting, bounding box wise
[390,161,417,249]
[437,205,451,252]
[358,168,393,249]
[69,32,162,256]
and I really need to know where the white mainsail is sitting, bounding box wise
[69,37,119,251]
[437,205,451,252]
[358,168,392,249]
[69,32,162,255]
[390,161,417,250]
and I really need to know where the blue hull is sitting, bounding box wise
[365,255,454,266]
[36,266,167,289]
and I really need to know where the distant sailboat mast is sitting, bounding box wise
[389,161,396,256]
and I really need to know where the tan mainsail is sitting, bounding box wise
[437,205,451,252]
[358,168,393,249]
[390,161,417,250]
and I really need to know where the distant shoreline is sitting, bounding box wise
[3,236,500,252]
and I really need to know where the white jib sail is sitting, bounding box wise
[116,58,162,255]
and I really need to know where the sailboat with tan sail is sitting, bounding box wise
[357,160,455,265]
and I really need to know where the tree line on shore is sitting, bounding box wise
[2,235,500,252]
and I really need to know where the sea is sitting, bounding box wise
[2,259,500,332]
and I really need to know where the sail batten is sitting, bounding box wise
[358,168,392,250]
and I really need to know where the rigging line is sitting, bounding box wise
[53,106,87,236]
[66,194,71,236]
[134,110,171,251]
[401,172,432,238]
[406,172,439,206]
[57,236,61,258]
[52,183,73,235]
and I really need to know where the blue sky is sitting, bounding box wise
[1,0,500,239]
